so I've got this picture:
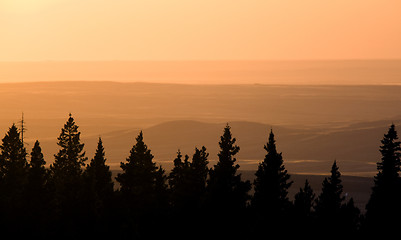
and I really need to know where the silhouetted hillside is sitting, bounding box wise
[1,60,401,85]
[0,82,400,176]
[69,119,397,176]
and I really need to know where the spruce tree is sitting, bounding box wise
[190,146,209,208]
[168,150,191,210]
[50,114,87,180]
[0,124,29,225]
[294,179,315,219]
[0,124,28,186]
[206,124,251,237]
[341,197,360,234]
[293,179,316,234]
[365,124,401,233]
[29,140,47,188]
[116,131,168,214]
[49,114,87,226]
[207,124,251,210]
[169,147,209,211]
[314,160,344,220]
[252,129,292,215]
[84,137,114,220]
[26,140,49,232]
[314,160,359,234]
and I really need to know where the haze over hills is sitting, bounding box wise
[0,80,399,176]
[79,119,394,176]
[1,60,401,85]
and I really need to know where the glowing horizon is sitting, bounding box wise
[1,0,400,62]
[1,59,401,85]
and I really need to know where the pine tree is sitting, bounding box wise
[168,150,191,210]
[341,197,360,234]
[116,131,168,213]
[84,137,114,220]
[252,129,293,215]
[28,140,47,192]
[365,124,401,233]
[313,160,361,234]
[293,179,316,234]
[0,124,28,184]
[294,179,315,218]
[50,114,87,180]
[26,140,49,233]
[207,124,251,210]
[169,147,209,211]
[315,161,344,220]
[206,124,251,237]
[49,114,87,226]
[0,124,29,224]
[190,146,209,208]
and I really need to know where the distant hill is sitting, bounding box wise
[0,81,398,176]
[1,60,401,85]
[1,81,401,133]
[32,119,396,177]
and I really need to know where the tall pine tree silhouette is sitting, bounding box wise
[167,147,209,237]
[116,131,168,235]
[83,137,114,224]
[314,161,360,234]
[252,129,292,215]
[365,124,401,233]
[190,146,209,208]
[315,161,344,219]
[28,140,47,192]
[207,124,251,211]
[26,140,49,233]
[0,124,29,229]
[293,179,316,234]
[168,150,191,210]
[49,114,87,229]
[206,124,251,237]
[0,124,28,190]
[169,147,209,211]
[294,179,315,219]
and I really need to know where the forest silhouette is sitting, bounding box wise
[0,114,399,237]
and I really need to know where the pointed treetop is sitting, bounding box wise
[377,124,401,181]
[93,137,105,163]
[265,128,278,155]
[329,160,341,183]
[0,123,27,162]
[53,113,87,167]
[30,140,46,168]
[219,124,239,154]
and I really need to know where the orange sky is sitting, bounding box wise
[0,0,400,61]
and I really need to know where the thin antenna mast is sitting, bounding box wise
[19,112,27,146]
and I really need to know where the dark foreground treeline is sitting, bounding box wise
[0,114,400,237]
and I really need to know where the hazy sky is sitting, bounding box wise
[1,0,400,61]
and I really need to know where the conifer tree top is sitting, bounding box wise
[51,113,87,173]
[252,128,292,211]
[30,140,45,168]
[216,124,240,170]
[124,130,154,166]
[264,129,278,155]
[0,123,27,162]
[88,137,107,168]
[377,124,401,180]
[315,160,344,215]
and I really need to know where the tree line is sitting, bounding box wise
[0,114,400,237]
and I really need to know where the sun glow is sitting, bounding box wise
[1,0,61,13]
[0,0,400,61]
